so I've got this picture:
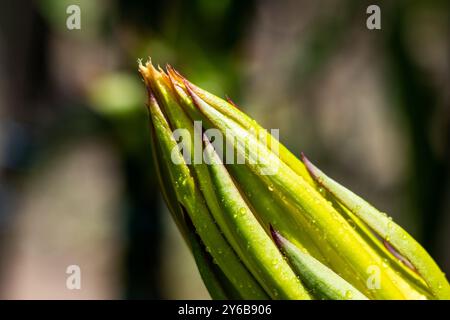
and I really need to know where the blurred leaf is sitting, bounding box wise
[88,72,144,116]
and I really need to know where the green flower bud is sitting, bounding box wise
[139,59,450,300]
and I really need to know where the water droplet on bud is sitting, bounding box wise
[345,290,353,299]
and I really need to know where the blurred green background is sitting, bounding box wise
[0,0,448,299]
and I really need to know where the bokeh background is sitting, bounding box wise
[0,0,449,299]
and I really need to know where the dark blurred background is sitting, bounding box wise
[0,0,448,299]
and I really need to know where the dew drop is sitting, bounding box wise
[345,290,353,300]
[268,185,274,192]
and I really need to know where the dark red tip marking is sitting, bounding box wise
[300,152,319,180]
[225,96,240,109]
[269,224,284,249]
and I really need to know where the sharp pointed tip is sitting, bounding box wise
[183,81,205,112]
[156,64,168,79]
[138,58,149,76]
[269,224,276,237]
[164,64,183,81]
[183,79,196,96]
[300,152,311,170]
[172,65,185,78]
[166,63,174,74]
[149,90,159,103]
[147,91,159,111]
[269,224,283,248]
[165,66,182,88]
[300,152,307,163]
[300,152,319,179]
[142,57,155,73]
[383,240,417,272]
[182,78,192,88]
[165,65,181,86]
[139,58,160,83]
[165,69,176,87]
[225,96,240,109]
